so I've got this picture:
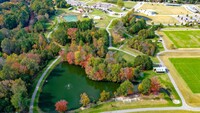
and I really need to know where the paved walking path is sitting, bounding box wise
[29,56,60,113]
[106,18,116,47]
[108,47,136,57]
[29,16,62,113]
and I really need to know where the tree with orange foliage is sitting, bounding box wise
[55,100,68,113]
[66,52,75,64]
[67,28,78,40]
[150,77,161,94]
[119,67,134,81]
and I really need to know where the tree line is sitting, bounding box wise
[0,0,61,112]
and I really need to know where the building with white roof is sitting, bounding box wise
[153,67,167,73]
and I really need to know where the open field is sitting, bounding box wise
[159,52,200,106]
[148,16,179,24]
[136,13,179,24]
[135,110,200,113]
[139,3,191,15]
[114,50,135,65]
[124,1,137,9]
[163,30,200,48]
[170,58,200,93]
[110,6,122,12]
[90,9,115,28]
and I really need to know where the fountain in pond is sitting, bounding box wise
[65,83,71,90]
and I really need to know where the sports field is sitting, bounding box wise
[139,3,191,15]
[170,58,200,93]
[163,30,200,48]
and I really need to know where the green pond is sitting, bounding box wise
[38,62,119,112]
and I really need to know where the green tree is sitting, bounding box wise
[99,90,110,102]
[138,78,151,95]
[55,0,68,8]
[52,28,68,46]
[117,0,124,7]
[133,55,153,70]
[11,79,29,112]
[34,21,45,32]
[116,80,134,96]
[80,93,90,107]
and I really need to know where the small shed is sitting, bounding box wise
[153,67,167,73]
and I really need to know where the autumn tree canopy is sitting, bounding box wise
[80,93,90,107]
[55,100,68,113]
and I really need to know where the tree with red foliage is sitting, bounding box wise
[150,77,161,94]
[59,50,67,61]
[119,67,134,81]
[66,52,75,64]
[67,28,78,39]
[55,100,68,113]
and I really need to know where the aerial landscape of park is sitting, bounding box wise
[0,0,200,113]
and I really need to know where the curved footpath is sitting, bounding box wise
[29,16,62,113]
[29,56,60,113]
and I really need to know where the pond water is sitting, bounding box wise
[38,62,119,112]
[134,15,151,21]
[63,15,78,22]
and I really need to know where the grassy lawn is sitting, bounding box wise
[110,6,122,12]
[87,0,104,5]
[120,44,160,63]
[135,13,179,24]
[90,9,115,28]
[163,30,200,48]
[159,53,200,107]
[78,100,177,113]
[124,1,137,9]
[170,58,200,93]
[135,110,199,113]
[121,44,143,56]
[139,3,191,15]
[114,50,135,65]
[148,16,179,24]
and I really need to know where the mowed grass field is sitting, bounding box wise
[90,9,114,28]
[148,16,179,24]
[139,3,191,15]
[163,30,200,48]
[124,1,137,9]
[170,58,200,93]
